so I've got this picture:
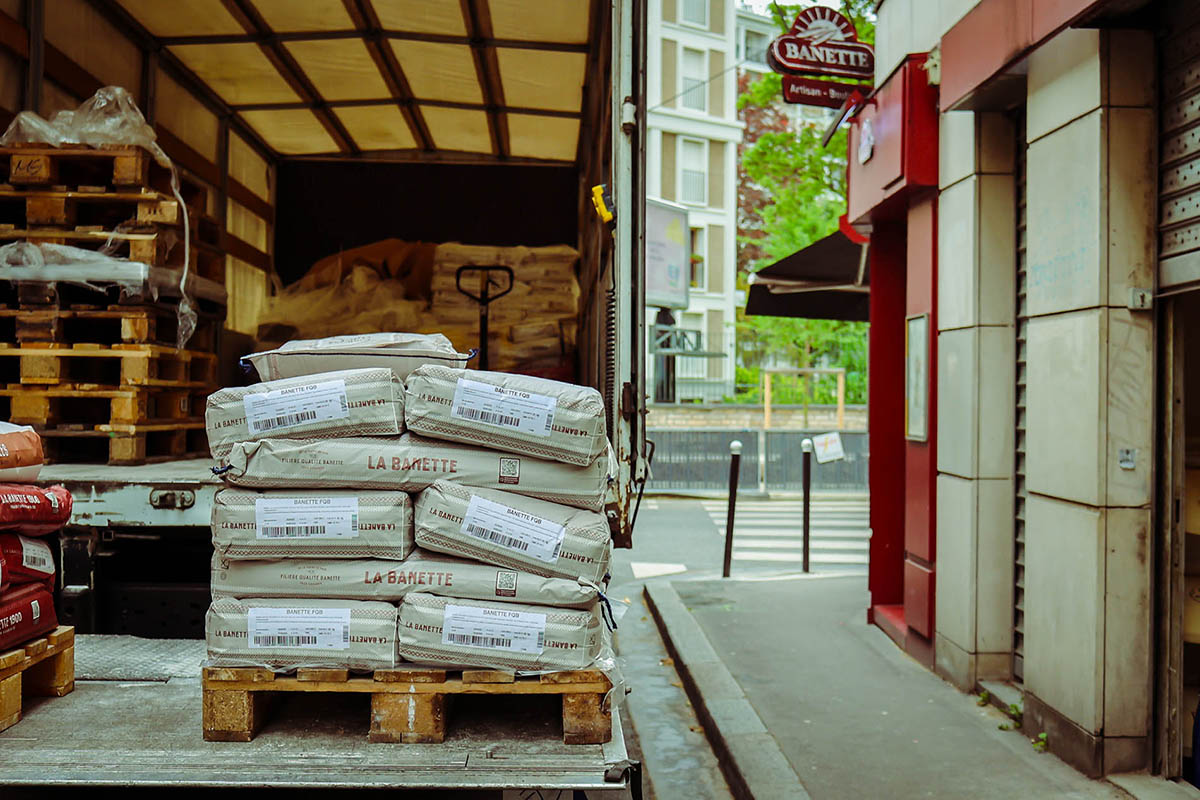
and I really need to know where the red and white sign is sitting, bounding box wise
[782,76,861,109]
[768,6,874,83]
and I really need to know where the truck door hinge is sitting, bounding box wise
[621,100,637,134]
[150,489,195,510]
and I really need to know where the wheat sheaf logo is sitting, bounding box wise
[768,6,873,82]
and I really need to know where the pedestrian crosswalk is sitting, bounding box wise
[700,498,870,573]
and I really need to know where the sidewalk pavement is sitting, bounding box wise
[645,572,1162,800]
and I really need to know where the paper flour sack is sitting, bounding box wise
[211,550,599,608]
[244,333,472,382]
[415,481,610,583]
[0,422,43,483]
[205,597,397,672]
[206,368,403,459]
[405,366,607,466]
[219,433,611,512]
[398,592,603,671]
[211,488,413,560]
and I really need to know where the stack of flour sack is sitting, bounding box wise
[205,332,614,678]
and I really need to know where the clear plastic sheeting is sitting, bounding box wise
[0,87,197,348]
[0,241,227,306]
[256,266,427,343]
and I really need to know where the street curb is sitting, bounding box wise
[644,581,810,800]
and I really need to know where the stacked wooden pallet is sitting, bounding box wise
[0,144,225,465]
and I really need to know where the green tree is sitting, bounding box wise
[734,1,874,408]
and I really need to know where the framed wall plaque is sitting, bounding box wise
[905,313,929,442]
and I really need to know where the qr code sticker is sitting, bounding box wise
[495,570,518,597]
[499,457,520,485]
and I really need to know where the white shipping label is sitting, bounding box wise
[461,494,565,564]
[247,607,351,650]
[30,599,39,621]
[243,379,349,435]
[19,536,52,573]
[254,496,360,539]
[442,603,546,655]
[450,378,556,438]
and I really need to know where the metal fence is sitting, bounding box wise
[646,428,869,493]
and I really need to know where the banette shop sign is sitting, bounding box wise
[767,6,874,83]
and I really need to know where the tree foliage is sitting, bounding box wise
[733,1,875,407]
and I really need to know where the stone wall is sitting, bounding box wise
[646,403,868,430]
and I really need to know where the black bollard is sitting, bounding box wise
[722,440,742,579]
[801,438,813,573]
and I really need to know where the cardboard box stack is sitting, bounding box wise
[0,422,72,651]
[205,334,615,681]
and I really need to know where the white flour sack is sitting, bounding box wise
[206,368,403,459]
[205,597,398,672]
[415,481,610,583]
[211,550,600,608]
[398,593,602,671]
[211,488,413,561]
[244,333,472,382]
[219,433,611,512]
[404,366,608,467]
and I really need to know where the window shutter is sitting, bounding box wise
[708,50,724,117]
[661,39,677,108]
[709,0,724,34]
[707,224,724,294]
[661,133,677,201]
[706,309,724,378]
[708,140,724,209]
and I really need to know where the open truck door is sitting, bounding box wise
[608,0,649,548]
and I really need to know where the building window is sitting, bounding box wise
[744,30,768,64]
[680,138,706,205]
[677,313,707,379]
[681,0,707,28]
[681,47,707,112]
[690,226,706,290]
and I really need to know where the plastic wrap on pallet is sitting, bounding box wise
[243,333,472,383]
[217,433,613,512]
[0,243,227,305]
[0,534,54,586]
[0,87,196,347]
[0,582,57,651]
[414,481,611,584]
[205,596,398,672]
[211,549,601,609]
[0,484,71,536]
[205,368,405,459]
[211,488,414,561]
[0,423,43,483]
[404,366,608,467]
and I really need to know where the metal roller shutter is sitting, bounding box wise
[1014,110,1028,683]
[1159,1,1200,291]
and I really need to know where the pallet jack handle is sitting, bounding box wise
[455,265,514,371]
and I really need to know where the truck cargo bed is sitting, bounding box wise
[0,634,638,795]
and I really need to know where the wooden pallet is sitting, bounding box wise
[202,666,613,745]
[38,422,208,465]
[0,343,217,388]
[0,185,187,227]
[0,626,75,734]
[0,305,221,350]
[3,278,227,315]
[0,385,209,426]
[3,144,153,188]
[0,224,225,279]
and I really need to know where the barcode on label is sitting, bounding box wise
[464,523,530,552]
[252,635,317,647]
[260,525,327,538]
[24,554,49,568]
[456,407,520,428]
[446,632,512,649]
[252,409,318,432]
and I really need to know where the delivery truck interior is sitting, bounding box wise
[0,0,648,639]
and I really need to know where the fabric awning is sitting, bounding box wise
[745,231,869,322]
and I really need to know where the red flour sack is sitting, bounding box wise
[0,534,54,586]
[0,582,56,651]
[0,423,43,483]
[0,484,72,535]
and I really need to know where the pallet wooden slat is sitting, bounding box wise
[0,626,76,735]
[201,666,612,745]
[0,343,217,389]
